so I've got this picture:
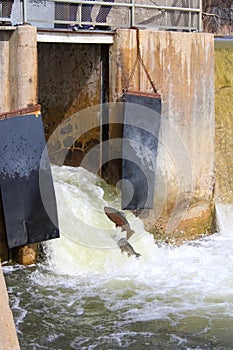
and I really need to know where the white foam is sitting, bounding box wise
[43,165,233,319]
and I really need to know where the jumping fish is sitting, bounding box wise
[104,206,135,240]
[104,206,141,258]
[117,238,141,258]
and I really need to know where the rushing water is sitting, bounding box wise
[3,165,233,350]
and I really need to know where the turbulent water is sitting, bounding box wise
[3,165,233,350]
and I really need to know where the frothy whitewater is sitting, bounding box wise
[4,165,233,349]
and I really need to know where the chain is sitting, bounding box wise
[124,28,157,94]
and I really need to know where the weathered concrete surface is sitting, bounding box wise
[0,30,12,112]
[9,25,37,110]
[0,265,20,350]
[0,25,37,113]
[38,42,102,167]
[215,46,233,203]
[110,29,215,243]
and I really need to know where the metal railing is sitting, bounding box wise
[0,0,202,32]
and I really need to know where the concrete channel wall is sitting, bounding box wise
[0,265,20,350]
[38,41,103,168]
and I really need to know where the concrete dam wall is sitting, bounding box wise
[0,26,216,260]
[110,29,215,243]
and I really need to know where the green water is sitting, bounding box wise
[4,257,233,350]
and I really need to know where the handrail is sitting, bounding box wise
[0,0,202,32]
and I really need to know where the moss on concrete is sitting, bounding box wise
[215,47,233,203]
[149,201,216,246]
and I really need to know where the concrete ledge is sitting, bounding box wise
[0,264,20,350]
[37,28,114,44]
[0,26,15,31]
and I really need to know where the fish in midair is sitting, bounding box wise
[104,206,141,258]
[104,206,135,240]
[117,238,141,258]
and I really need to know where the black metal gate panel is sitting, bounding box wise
[122,91,161,210]
[0,107,59,249]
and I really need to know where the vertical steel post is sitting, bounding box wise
[199,0,203,32]
[78,2,82,26]
[22,0,27,23]
[188,0,191,31]
[165,0,168,30]
[100,45,109,179]
[129,0,135,27]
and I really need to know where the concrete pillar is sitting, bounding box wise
[0,25,37,113]
[9,25,38,110]
[110,29,215,244]
[0,31,11,113]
